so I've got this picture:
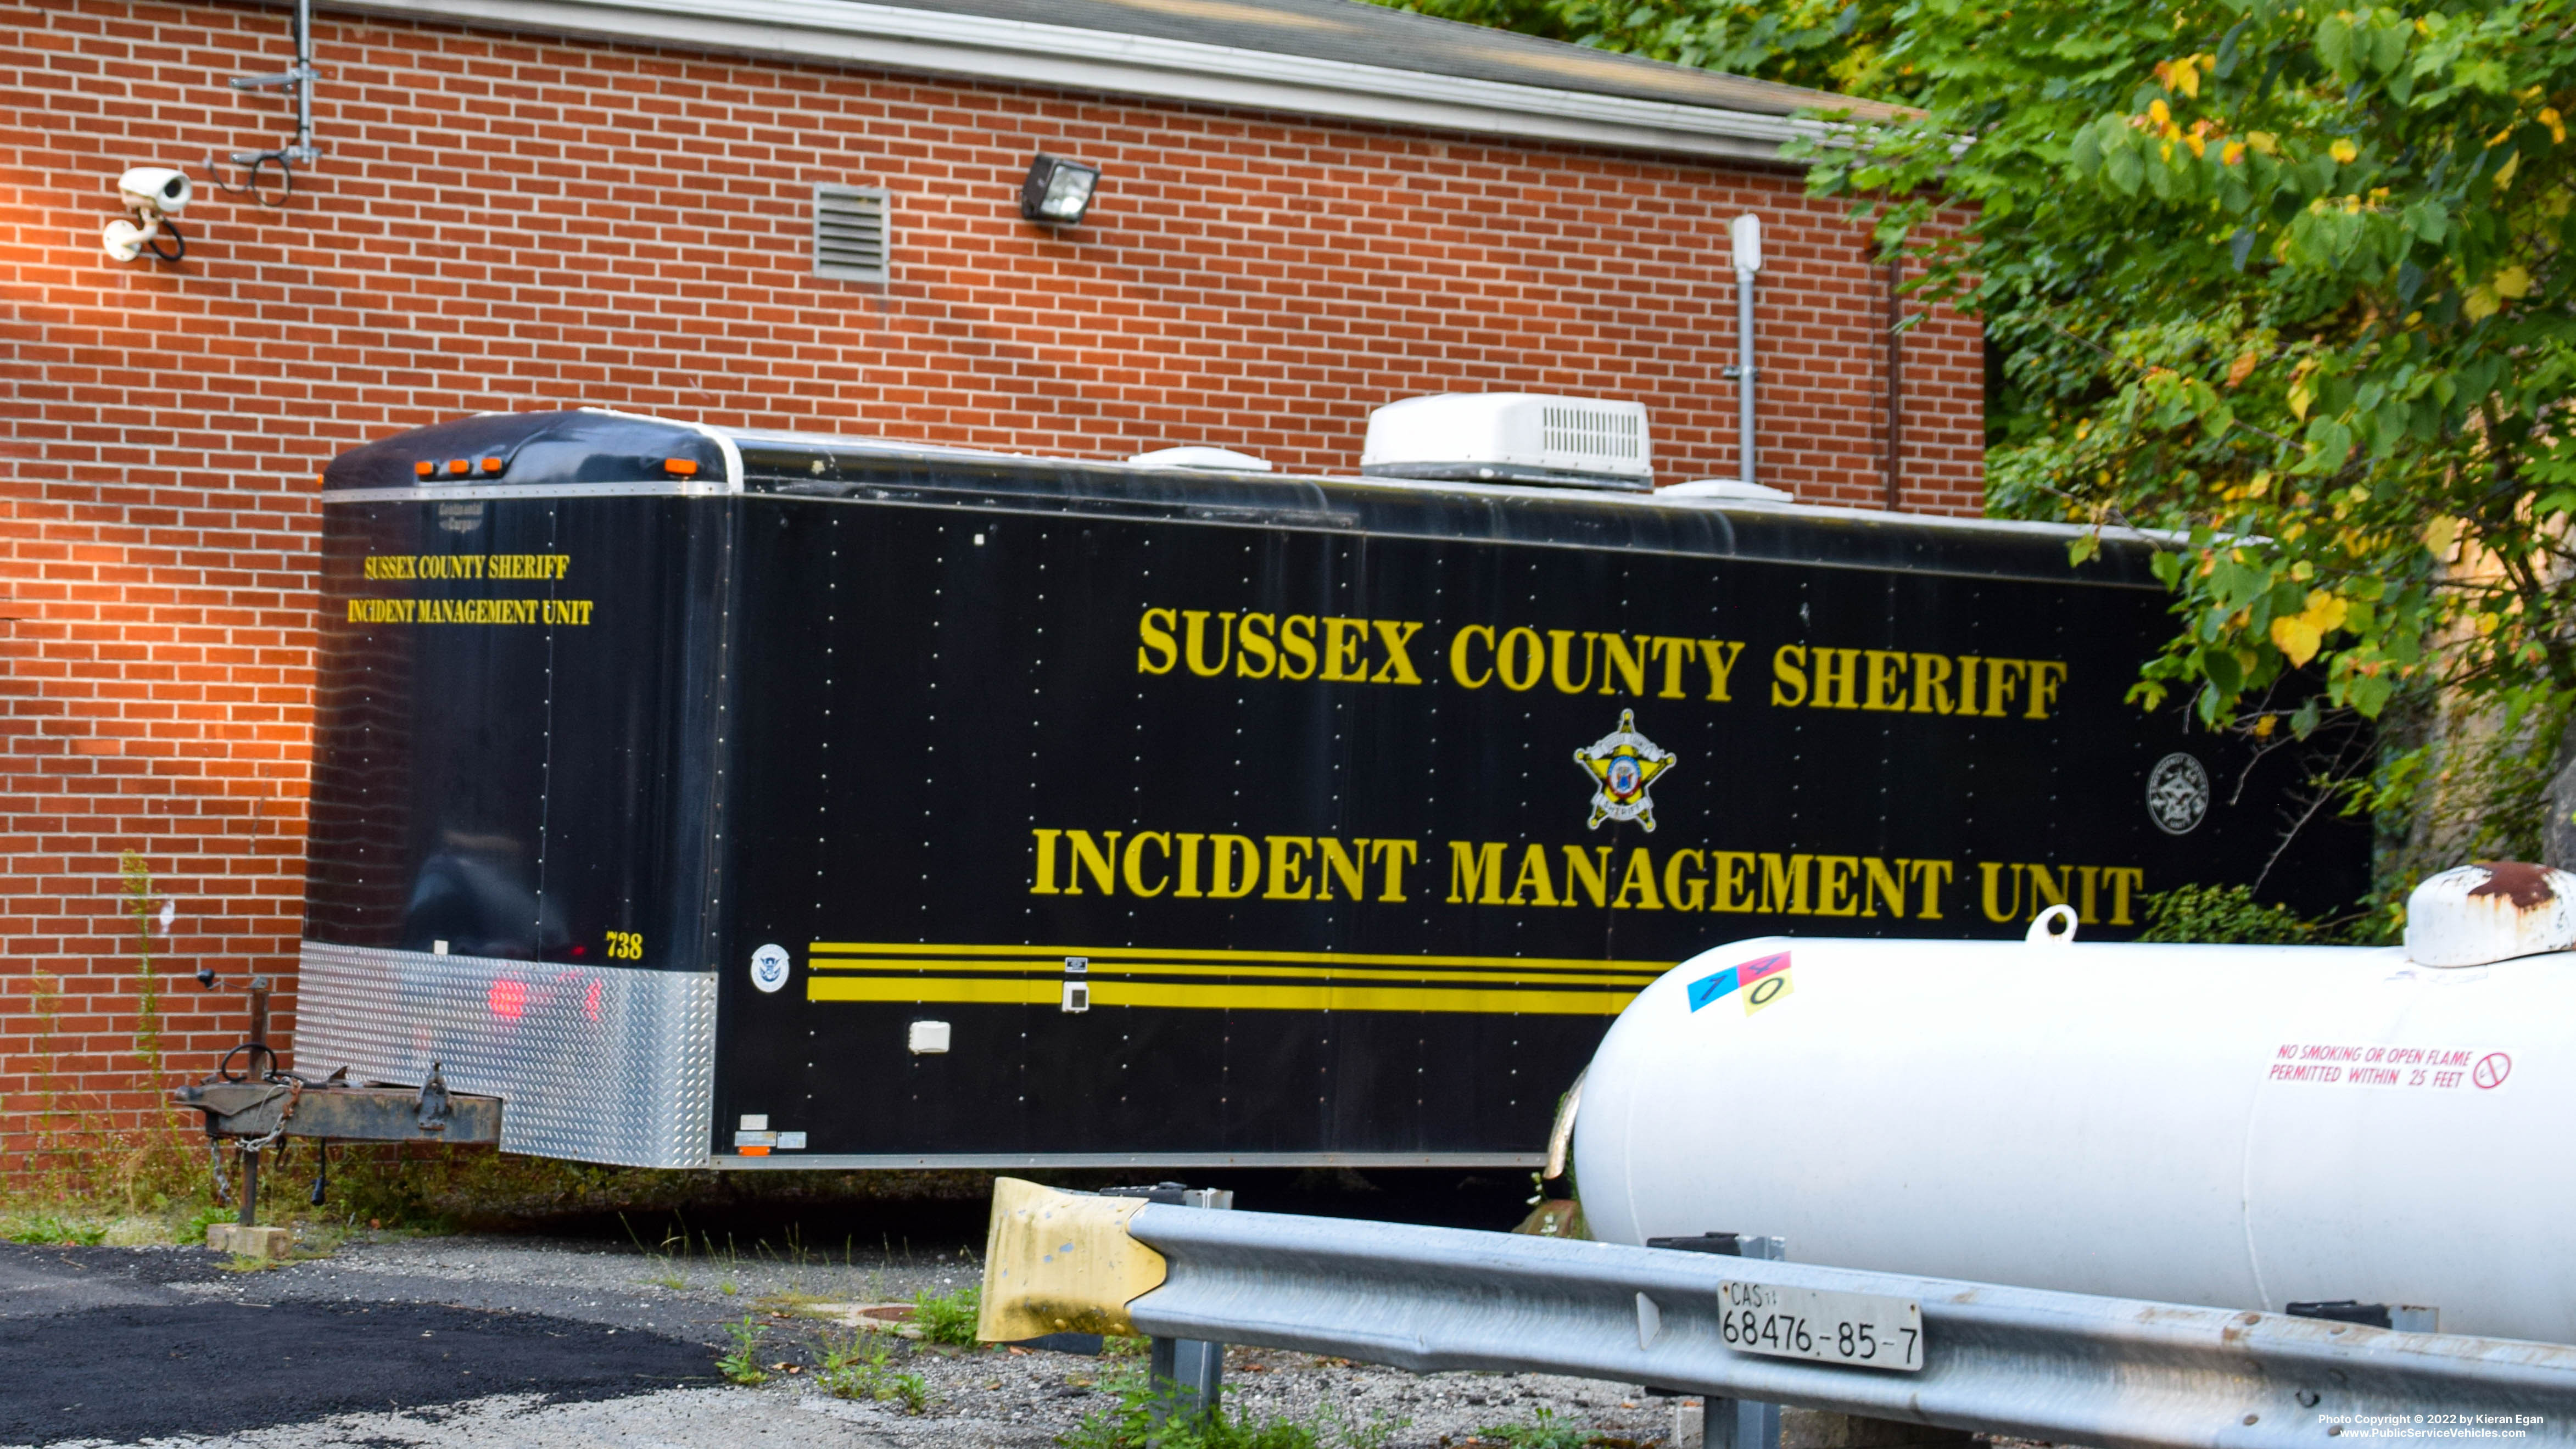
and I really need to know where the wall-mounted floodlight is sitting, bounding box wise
[1021,153,1102,226]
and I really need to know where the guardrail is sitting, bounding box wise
[977,1179,2576,1448]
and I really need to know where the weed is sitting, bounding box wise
[753,1288,831,1317]
[886,1370,934,1414]
[0,1213,110,1246]
[219,1252,281,1274]
[621,1213,693,1291]
[1058,1373,1404,1449]
[815,1330,937,1413]
[911,1283,982,1346]
[718,1314,769,1385]
[117,853,164,1084]
[1102,1333,1148,1358]
[818,1329,895,1398]
[720,1279,739,1296]
[284,1223,349,1261]
[1471,1408,1594,1449]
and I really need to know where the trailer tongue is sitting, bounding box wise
[173,976,501,1246]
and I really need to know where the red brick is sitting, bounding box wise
[0,0,1983,1162]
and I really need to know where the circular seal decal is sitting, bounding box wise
[749,943,791,994]
[2146,753,2210,836]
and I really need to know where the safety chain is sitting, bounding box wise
[203,1078,305,1204]
[205,1141,233,1206]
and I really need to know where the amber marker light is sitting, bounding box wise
[664,458,700,476]
[415,461,435,477]
[447,459,471,475]
[480,457,504,474]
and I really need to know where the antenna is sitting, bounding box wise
[210,0,320,206]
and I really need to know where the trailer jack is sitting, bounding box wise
[171,976,501,1241]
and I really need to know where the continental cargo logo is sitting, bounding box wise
[1136,606,2069,718]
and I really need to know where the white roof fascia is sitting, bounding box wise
[328,0,1842,162]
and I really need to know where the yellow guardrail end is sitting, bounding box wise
[975,1176,1169,1341]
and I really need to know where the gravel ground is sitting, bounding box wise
[0,1232,1681,1448]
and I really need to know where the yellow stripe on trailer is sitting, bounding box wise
[809,940,1666,974]
[805,975,1636,1015]
[806,958,1661,987]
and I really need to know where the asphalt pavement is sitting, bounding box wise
[0,1241,715,1446]
[0,1230,1670,1448]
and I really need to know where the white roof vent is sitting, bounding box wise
[813,184,891,283]
[1127,446,1272,472]
[2405,863,2576,966]
[1662,478,1792,503]
[1361,393,1651,491]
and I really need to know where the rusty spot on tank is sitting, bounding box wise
[2469,861,2556,909]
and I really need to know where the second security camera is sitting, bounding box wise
[119,166,192,215]
[103,165,190,264]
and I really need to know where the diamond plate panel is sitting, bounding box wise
[296,942,716,1168]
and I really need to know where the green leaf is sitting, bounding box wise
[2068,122,2104,176]
[2368,20,2405,76]
[2302,418,2354,472]
[2315,13,2353,78]
[2104,143,2144,197]
[2203,648,2244,697]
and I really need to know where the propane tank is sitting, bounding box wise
[1572,863,2576,1343]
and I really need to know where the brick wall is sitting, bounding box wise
[0,0,1982,1168]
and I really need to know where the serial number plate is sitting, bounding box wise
[1717,1282,1924,1372]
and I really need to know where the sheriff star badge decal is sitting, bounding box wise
[1573,709,1678,831]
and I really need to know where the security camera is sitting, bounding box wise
[119,166,192,215]
[103,165,189,264]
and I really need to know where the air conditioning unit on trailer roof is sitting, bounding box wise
[1360,393,1652,491]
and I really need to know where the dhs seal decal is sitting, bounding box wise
[1573,709,1678,832]
[2145,753,2209,836]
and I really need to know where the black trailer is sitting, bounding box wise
[295,409,2366,1170]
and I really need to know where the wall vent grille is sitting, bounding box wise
[813,184,891,283]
